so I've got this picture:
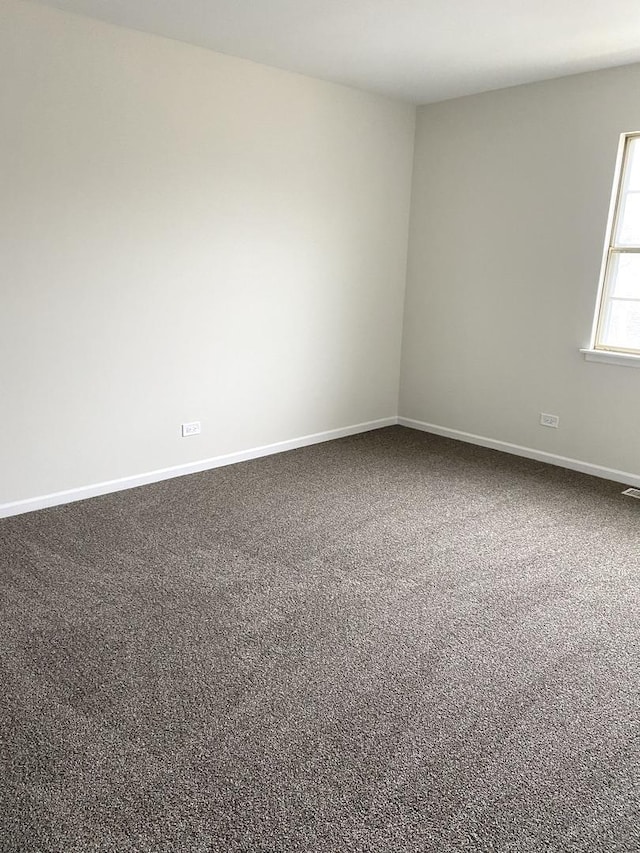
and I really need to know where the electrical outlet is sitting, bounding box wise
[181,421,201,437]
[540,413,559,428]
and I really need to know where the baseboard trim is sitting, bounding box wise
[0,417,398,519]
[5,415,636,519]
[398,417,640,488]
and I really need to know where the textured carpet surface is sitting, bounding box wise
[1,426,639,852]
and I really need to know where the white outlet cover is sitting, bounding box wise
[539,413,559,428]
[181,421,201,437]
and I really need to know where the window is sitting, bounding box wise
[590,132,640,356]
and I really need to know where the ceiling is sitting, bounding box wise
[33,0,640,104]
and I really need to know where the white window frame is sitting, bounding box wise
[582,131,640,367]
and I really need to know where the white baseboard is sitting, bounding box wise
[4,415,637,519]
[398,417,640,488]
[0,417,397,519]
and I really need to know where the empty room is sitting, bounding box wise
[1,0,639,850]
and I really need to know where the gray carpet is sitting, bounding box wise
[1,425,639,852]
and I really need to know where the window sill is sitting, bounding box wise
[580,348,640,368]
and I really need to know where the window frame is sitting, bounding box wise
[590,131,640,356]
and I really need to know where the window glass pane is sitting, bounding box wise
[625,137,640,191]
[608,252,640,299]
[600,299,640,351]
[614,191,640,246]
[593,135,640,354]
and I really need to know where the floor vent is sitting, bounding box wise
[622,488,640,499]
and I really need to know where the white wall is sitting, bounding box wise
[0,0,415,507]
[400,65,640,478]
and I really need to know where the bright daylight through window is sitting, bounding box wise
[592,132,640,355]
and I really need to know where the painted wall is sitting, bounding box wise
[0,0,415,506]
[400,65,640,478]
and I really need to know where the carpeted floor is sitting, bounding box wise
[0,425,639,852]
